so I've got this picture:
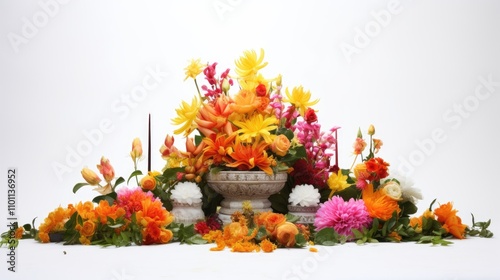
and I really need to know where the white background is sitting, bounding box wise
[1,0,500,279]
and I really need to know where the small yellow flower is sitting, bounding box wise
[171,96,202,136]
[283,86,319,117]
[235,49,268,78]
[233,114,278,144]
[184,58,204,81]
[327,170,349,198]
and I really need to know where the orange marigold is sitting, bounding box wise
[14,227,24,239]
[442,214,467,239]
[434,202,458,224]
[260,238,277,253]
[94,200,126,224]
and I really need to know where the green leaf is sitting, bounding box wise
[127,170,143,184]
[285,213,300,223]
[73,182,89,193]
[92,192,117,205]
[295,233,307,247]
[114,177,125,188]
[314,228,340,246]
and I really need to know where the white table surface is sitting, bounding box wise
[2,237,499,280]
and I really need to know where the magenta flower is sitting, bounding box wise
[314,196,372,238]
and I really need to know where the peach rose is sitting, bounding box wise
[275,222,299,247]
[271,134,291,157]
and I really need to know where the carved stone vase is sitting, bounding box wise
[206,171,287,224]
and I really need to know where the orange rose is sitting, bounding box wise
[271,134,291,157]
[79,220,96,237]
[140,175,156,191]
[159,229,174,244]
[254,212,287,236]
[275,222,299,247]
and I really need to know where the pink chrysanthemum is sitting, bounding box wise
[314,196,372,238]
[116,187,157,218]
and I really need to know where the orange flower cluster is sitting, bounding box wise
[202,211,308,253]
[37,194,174,246]
[410,202,467,239]
[38,205,76,243]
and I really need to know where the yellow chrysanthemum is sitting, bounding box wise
[184,58,204,81]
[235,49,268,78]
[233,114,278,144]
[327,170,349,198]
[284,86,319,117]
[171,96,202,136]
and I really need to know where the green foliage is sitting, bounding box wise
[466,214,494,238]
[169,223,207,245]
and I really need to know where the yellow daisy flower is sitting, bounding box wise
[233,114,278,144]
[235,49,268,78]
[327,170,349,198]
[284,86,319,117]
[171,96,202,136]
[184,58,204,81]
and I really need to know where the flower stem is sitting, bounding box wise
[194,79,203,100]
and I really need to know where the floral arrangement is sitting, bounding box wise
[36,188,175,246]
[161,48,338,214]
[1,50,494,251]
[312,125,493,245]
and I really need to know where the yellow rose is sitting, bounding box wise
[140,175,156,191]
[271,134,291,157]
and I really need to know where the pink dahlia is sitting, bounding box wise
[314,196,372,238]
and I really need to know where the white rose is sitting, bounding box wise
[288,184,321,207]
[170,182,203,205]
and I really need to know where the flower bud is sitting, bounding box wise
[130,138,143,161]
[367,124,375,136]
[222,78,231,93]
[276,74,282,87]
[97,156,115,183]
[164,134,175,148]
[81,167,101,185]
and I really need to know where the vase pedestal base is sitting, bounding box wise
[218,198,272,224]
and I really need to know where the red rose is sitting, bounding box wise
[256,84,267,97]
[304,108,318,123]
